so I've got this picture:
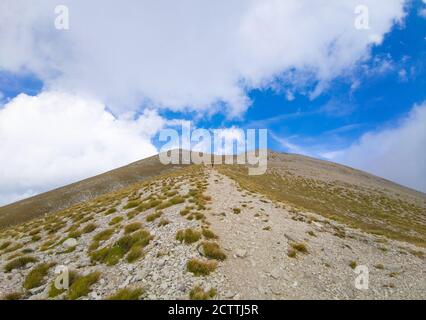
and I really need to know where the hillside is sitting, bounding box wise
[0,151,425,300]
[0,153,187,228]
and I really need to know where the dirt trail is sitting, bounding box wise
[205,168,426,300]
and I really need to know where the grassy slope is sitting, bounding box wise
[0,154,186,228]
[217,151,426,247]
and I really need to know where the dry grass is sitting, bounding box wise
[124,222,143,234]
[186,258,217,276]
[189,285,216,300]
[107,287,144,300]
[67,271,101,300]
[201,242,226,261]
[218,163,426,247]
[176,228,201,244]
[290,242,308,254]
[232,208,241,214]
[158,219,170,227]
[82,223,97,234]
[23,262,55,290]
[2,291,23,300]
[109,216,124,226]
[202,228,218,239]
[4,256,38,272]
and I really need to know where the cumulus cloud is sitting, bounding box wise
[325,103,426,193]
[0,0,406,116]
[0,91,164,205]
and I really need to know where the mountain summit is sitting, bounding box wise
[0,150,424,300]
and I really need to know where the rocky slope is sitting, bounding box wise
[0,153,425,300]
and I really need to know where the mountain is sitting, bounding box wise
[0,153,187,228]
[0,150,424,300]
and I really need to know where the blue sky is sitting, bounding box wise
[0,0,425,204]
[159,2,426,156]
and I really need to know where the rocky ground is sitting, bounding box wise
[0,166,425,300]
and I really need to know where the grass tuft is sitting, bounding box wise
[124,222,142,234]
[4,256,38,272]
[176,228,201,244]
[23,262,55,290]
[187,258,217,276]
[201,242,226,261]
[67,271,101,300]
[108,287,144,300]
[189,285,216,300]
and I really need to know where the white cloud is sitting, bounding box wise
[0,91,164,205]
[0,0,406,116]
[325,103,426,193]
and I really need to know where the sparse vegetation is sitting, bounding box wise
[4,256,38,272]
[176,228,201,244]
[124,222,143,234]
[186,258,217,276]
[201,242,226,261]
[158,219,170,227]
[232,208,241,214]
[48,270,78,298]
[109,216,124,226]
[90,229,152,265]
[146,211,163,222]
[126,245,144,263]
[290,242,308,254]
[23,262,55,290]
[202,228,218,239]
[93,228,115,242]
[67,271,101,300]
[105,208,117,215]
[287,249,297,258]
[189,285,216,300]
[2,291,23,300]
[349,261,357,269]
[82,223,97,234]
[108,287,144,300]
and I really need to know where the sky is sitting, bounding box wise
[0,0,425,205]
